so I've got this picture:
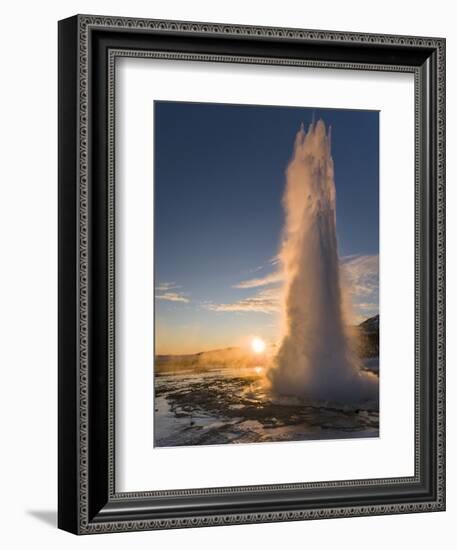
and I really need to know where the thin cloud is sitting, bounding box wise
[341,255,379,322]
[269,255,280,266]
[233,270,283,289]
[224,254,378,321]
[357,302,379,310]
[205,287,280,314]
[246,264,265,275]
[156,282,189,303]
[163,255,379,314]
[341,254,379,297]
[156,292,190,303]
[235,254,378,296]
[235,255,282,288]
[156,282,181,291]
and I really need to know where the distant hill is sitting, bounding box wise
[155,346,273,374]
[355,314,379,358]
[155,315,380,373]
[359,314,379,334]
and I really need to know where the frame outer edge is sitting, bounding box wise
[66,14,446,534]
[58,15,80,535]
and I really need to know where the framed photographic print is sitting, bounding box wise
[58,14,446,534]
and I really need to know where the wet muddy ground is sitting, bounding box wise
[154,365,379,447]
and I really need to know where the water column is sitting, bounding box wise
[269,121,377,404]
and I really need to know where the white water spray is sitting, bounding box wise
[268,120,378,404]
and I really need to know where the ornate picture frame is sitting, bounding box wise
[58,14,445,534]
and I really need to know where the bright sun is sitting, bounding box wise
[251,337,266,354]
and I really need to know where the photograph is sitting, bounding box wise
[154,101,380,447]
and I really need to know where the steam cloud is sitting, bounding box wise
[268,121,378,404]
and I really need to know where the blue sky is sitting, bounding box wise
[154,101,379,354]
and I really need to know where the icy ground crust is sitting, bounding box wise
[154,363,379,447]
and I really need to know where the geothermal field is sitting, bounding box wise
[154,338,379,448]
[154,121,379,448]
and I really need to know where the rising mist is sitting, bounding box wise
[268,120,378,404]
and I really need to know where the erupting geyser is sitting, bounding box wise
[268,120,378,404]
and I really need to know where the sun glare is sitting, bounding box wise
[251,337,266,354]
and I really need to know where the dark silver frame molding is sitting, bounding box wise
[58,14,446,534]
